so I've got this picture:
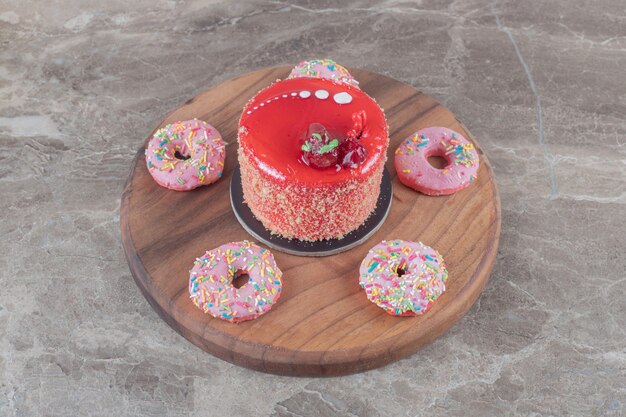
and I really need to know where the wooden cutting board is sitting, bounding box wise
[120,66,501,376]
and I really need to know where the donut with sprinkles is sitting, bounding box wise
[287,58,360,89]
[359,240,448,316]
[188,241,283,323]
[145,119,225,191]
[394,127,479,196]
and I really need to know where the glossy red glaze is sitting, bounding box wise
[239,78,387,185]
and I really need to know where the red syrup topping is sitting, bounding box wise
[239,77,388,184]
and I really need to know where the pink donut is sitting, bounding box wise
[394,127,479,196]
[359,240,448,316]
[287,58,360,89]
[145,119,225,191]
[188,241,283,323]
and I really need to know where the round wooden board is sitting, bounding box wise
[120,66,501,376]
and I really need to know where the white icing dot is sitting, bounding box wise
[247,111,252,114]
[315,90,329,99]
[282,94,288,98]
[299,90,311,98]
[333,91,353,104]
[253,106,258,110]
[291,92,297,96]
[266,99,272,103]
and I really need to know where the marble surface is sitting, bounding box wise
[1,0,625,415]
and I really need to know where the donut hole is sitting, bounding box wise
[232,270,250,289]
[427,154,449,169]
[395,266,408,277]
[174,151,190,161]
[394,261,409,278]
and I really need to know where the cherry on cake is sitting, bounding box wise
[238,73,389,241]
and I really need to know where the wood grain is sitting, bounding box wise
[120,66,501,376]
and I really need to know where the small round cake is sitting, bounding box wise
[238,76,388,241]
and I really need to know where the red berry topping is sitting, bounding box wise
[338,139,367,168]
[305,151,338,169]
[300,114,368,170]
[301,123,339,169]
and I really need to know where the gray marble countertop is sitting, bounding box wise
[1,0,625,416]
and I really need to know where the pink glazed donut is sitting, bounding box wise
[394,127,479,196]
[287,58,360,88]
[188,241,283,323]
[145,119,225,191]
[359,240,448,316]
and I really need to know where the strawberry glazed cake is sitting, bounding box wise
[237,64,389,241]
